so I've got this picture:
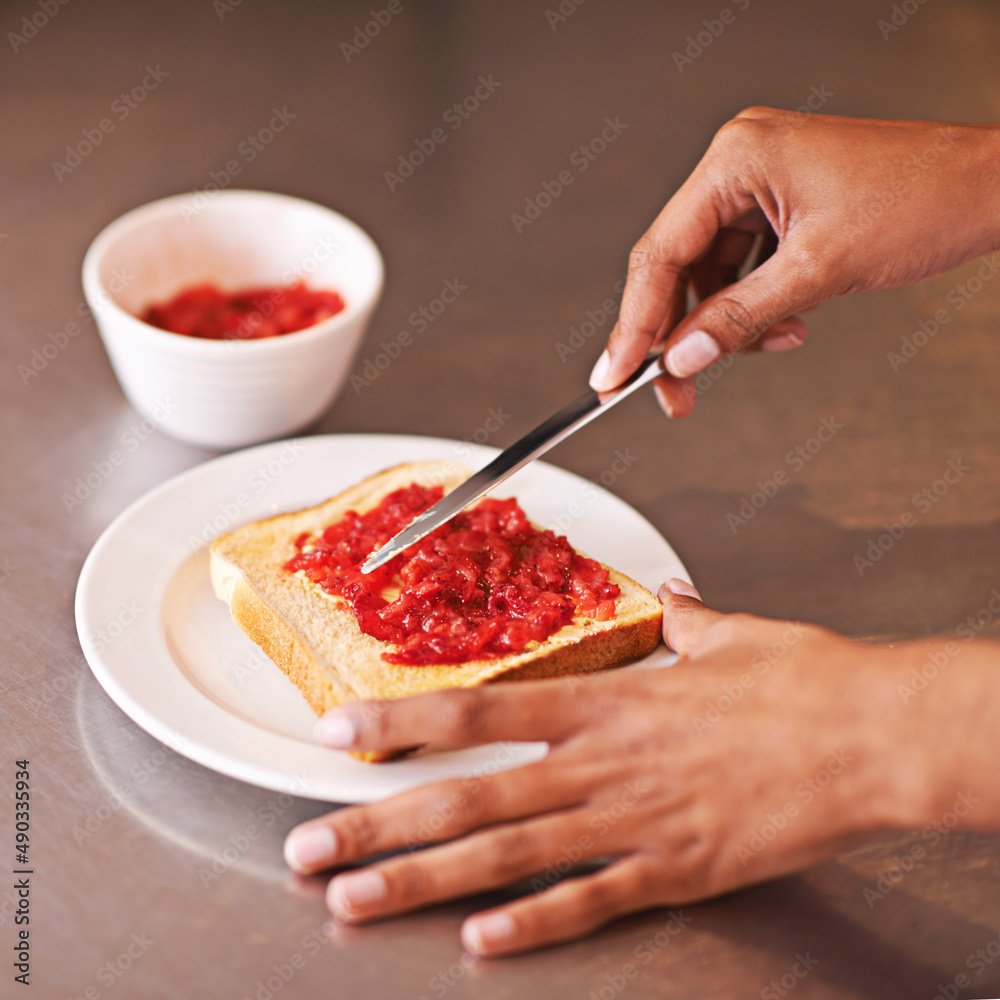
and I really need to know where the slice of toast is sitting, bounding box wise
[210,459,663,762]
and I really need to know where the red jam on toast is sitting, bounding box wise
[284,483,619,665]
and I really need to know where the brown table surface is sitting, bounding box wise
[5,0,1000,996]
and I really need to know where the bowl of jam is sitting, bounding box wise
[82,190,384,449]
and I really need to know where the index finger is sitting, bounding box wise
[590,148,758,392]
[313,676,600,753]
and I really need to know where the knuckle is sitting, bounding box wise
[481,826,539,882]
[669,831,721,896]
[712,294,762,347]
[337,808,380,856]
[628,239,680,283]
[437,688,489,740]
[785,242,845,300]
[735,104,780,120]
[726,611,762,631]
[383,861,431,904]
[418,779,494,838]
[454,776,498,826]
[356,700,393,744]
[628,239,657,276]
[702,612,763,648]
[710,115,760,153]
[576,876,624,915]
[676,832,714,877]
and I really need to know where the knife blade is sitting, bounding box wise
[360,351,667,574]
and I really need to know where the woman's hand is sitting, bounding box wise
[589,109,1000,417]
[283,582,972,958]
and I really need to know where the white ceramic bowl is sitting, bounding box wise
[82,190,384,449]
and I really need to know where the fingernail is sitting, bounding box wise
[589,350,614,390]
[665,331,720,377]
[667,578,702,600]
[315,711,356,748]
[462,911,516,954]
[284,825,337,872]
[760,331,804,352]
[332,870,387,913]
[652,381,674,418]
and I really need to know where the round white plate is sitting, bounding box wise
[75,434,689,803]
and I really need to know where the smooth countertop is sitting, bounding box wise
[4,1,1000,997]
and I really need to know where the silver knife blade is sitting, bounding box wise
[360,351,667,574]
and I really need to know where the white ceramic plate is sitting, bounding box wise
[75,434,689,803]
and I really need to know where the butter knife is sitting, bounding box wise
[360,351,666,574]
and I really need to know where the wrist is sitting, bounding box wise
[862,637,1000,831]
[984,125,1000,252]
[959,122,1000,258]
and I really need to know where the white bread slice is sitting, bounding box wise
[210,459,663,761]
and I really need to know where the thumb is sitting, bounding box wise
[657,579,725,655]
[662,248,823,378]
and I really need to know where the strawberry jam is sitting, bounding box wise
[283,483,619,665]
[141,281,345,340]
